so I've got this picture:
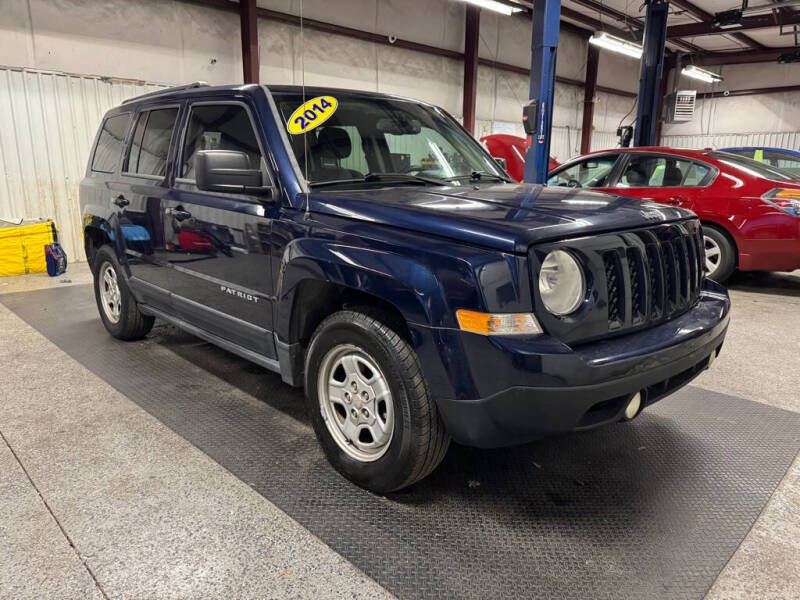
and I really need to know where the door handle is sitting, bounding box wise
[114,195,130,208]
[167,207,192,221]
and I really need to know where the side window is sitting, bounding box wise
[763,151,800,177]
[181,104,263,180]
[127,108,179,177]
[91,114,131,173]
[617,155,702,188]
[726,149,753,159]
[683,162,711,186]
[547,155,619,188]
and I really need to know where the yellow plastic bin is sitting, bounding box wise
[0,220,57,277]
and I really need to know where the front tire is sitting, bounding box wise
[703,225,736,283]
[305,310,450,493]
[92,245,154,340]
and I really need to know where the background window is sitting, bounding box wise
[181,105,262,179]
[682,162,711,186]
[617,156,703,188]
[548,155,619,188]
[91,114,130,173]
[128,108,179,177]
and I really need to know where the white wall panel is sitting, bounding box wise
[662,131,800,151]
[0,67,164,261]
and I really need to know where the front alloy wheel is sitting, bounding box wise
[305,310,450,493]
[318,344,394,462]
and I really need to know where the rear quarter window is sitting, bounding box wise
[91,113,131,173]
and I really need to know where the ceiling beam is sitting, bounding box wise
[696,83,800,99]
[690,46,800,65]
[665,9,800,38]
[669,0,766,50]
[568,0,703,54]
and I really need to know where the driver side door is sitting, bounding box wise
[547,154,622,190]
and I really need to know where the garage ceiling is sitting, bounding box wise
[508,0,800,64]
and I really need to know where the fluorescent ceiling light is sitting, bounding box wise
[461,0,522,16]
[682,65,723,83]
[589,32,643,59]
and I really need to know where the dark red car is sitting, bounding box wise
[547,147,800,282]
[481,134,559,183]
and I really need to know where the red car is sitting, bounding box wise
[481,134,559,183]
[547,147,800,282]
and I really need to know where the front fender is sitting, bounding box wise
[275,238,451,338]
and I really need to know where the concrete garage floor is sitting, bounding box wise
[1,264,798,599]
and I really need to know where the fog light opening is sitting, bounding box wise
[623,392,642,421]
[707,348,719,369]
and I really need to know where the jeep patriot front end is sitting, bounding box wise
[80,83,730,492]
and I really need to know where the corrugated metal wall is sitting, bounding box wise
[662,131,800,151]
[0,66,165,262]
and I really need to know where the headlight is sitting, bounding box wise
[538,250,585,316]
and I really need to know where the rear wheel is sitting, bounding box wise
[703,225,736,283]
[305,310,450,493]
[92,246,154,340]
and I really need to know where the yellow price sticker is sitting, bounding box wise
[287,96,338,135]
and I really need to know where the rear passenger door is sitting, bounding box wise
[114,105,181,307]
[611,153,714,211]
[165,100,277,359]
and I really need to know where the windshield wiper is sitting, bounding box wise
[443,171,508,183]
[364,172,445,185]
[309,172,445,188]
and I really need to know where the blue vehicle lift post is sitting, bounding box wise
[523,0,560,184]
[634,0,669,147]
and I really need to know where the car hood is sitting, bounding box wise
[310,183,694,253]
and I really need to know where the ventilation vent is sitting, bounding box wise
[665,90,696,123]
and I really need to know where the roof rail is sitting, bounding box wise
[121,81,210,105]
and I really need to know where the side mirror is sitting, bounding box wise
[195,150,272,196]
[494,157,508,172]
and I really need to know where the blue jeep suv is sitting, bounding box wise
[80,83,730,492]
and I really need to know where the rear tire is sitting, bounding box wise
[305,310,450,493]
[702,225,736,283]
[92,245,154,340]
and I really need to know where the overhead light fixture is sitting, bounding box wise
[461,0,523,15]
[589,32,643,59]
[682,65,723,83]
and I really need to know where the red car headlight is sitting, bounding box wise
[761,189,800,216]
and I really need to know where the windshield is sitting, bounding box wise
[273,92,508,188]
[710,151,796,182]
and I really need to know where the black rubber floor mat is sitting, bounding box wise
[4,286,799,600]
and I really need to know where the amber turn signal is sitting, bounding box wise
[456,310,542,336]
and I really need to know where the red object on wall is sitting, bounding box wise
[481,134,559,182]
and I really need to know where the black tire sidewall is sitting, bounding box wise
[703,226,735,282]
[305,314,419,494]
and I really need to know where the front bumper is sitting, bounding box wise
[423,279,730,448]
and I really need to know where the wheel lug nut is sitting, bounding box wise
[361,408,369,418]
[351,381,358,392]
[344,392,351,403]
[361,391,369,401]
[350,408,358,419]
